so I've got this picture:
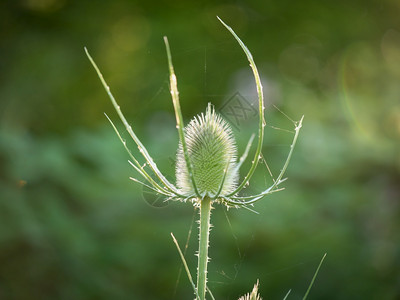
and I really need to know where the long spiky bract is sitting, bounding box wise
[164,37,200,198]
[217,17,266,198]
[303,253,327,300]
[104,113,173,197]
[170,233,199,299]
[85,48,184,198]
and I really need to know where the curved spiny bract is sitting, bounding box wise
[218,17,266,198]
[176,104,238,199]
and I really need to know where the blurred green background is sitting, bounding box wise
[1,0,399,299]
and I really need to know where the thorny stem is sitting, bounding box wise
[197,197,212,300]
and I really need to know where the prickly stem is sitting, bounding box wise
[197,197,212,300]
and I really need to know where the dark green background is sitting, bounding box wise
[1,0,399,299]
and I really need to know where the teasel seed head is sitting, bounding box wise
[176,103,238,198]
[238,280,262,300]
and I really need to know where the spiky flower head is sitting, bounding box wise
[176,103,238,198]
[238,280,262,300]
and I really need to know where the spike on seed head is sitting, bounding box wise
[176,104,238,198]
[238,280,262,300]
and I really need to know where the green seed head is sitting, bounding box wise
[176,104,238,198]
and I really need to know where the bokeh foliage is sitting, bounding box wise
[1,0,399,299]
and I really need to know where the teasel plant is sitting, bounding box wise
[86,17,313,300]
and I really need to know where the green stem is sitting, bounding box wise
[197,197,212,300]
